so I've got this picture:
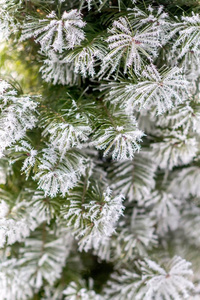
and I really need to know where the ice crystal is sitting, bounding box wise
[14,140,38,179]
[63,281,104,300]
[143,256,194,300]
[0,199,43,248]
[133,65,189,114]
[40,51,79,85]
[108,152,156,201]
[151,132,197,170]
[0,81,38,158]
[41,100,91,158]
[0,259,34,300]
[92,112,144,160]
[21,10,86,52]
[66,43,106,77]
[169,166,200,199]
[171,13,200,59]
[34,147,86,197]
[141,190,182,234]
[101,16,160,76]
[62,187,124,252]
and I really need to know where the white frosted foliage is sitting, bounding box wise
[104,268,144,300]
[151,132,197,170]
[42,101,92,158]
[0,0,21,40]
[103,65,188,115]
[21,10,86,52]
[0,81,38,158]
[66,43,106,77]
[19,236,72,288]
[141,190,182,234]
[109,152,156,201]
[34,148,86,197]
[102,16,160,75]
[44,119,91,152]
[133,65,189,114]
[143,256,194,300]
[0,3,200,300]
[0,232,73,299]
[129,5,170,45]
[93,115,144,160]
[171,13,200,59]
[116,212,158,260]
[155,100,200,134]
[169,166,200,199]
[0,259,34,300]
[0,11,12,40]
[106,257,193,300]
[14,140,38,179]
[63,281,104,300]
[0,199,44,248]
[63,187,124,252]
[40,51,78,85]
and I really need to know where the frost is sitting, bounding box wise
[41,100,92,158]
[28,190,59,223]
[0,4,199,299]
[0,11,12,40]
[0,1,20,40]
[21,10,86,52]
[66,43,106,77]
[171,13,200,59]
[155,99,200,134]
[92,112,144,160]
[141,190,182,234]
[19,235,72,288]
[116,211,158,260]
[169,167,200,199]
[133,65,189,114]
[0,259,34,300]
[105,268,145,300]
[14,140,38,179]
[0,81,38,158]
[0,199,44,248]
[103,65,188,115]
[34,147,86,197]
[143,256,194,300]
[101,16,160,76]
[40,51,79,85]
[105,256,194,300]
[62,187,124,252]
[109,152,156,201]
[63,281,104,300]
[128,5,170,45]
[150,131,197,170]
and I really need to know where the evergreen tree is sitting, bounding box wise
[1,0,200,299]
